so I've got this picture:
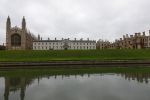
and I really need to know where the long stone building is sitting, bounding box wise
[33,36,96,50]
[5,17,96,50]
[6,16,36,50]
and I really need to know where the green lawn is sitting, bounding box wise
[0,49,150,62]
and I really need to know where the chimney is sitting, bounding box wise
[126,34,129,38]
[130,35,133,38]
[55,38,56,40]
[135,33,138,37]
[38,34,40,40]
[138,33,141,36]
[87,38,89,41]
[143,32,145,36]
[115,39,117,42]
[120,38,122,41]
[41,37,42,40]
[123,35,125,39]
[48,38,50,40]
[74,38,76,41]
[62,38,64,40]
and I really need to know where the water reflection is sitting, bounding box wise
[121,73,150,84]
[1,72,150,100]
[4,77,33,100]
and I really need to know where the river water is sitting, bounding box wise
[0,69,150,100]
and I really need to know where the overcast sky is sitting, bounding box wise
[0,0,150,44]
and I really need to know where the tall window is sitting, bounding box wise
[11,34,21,46]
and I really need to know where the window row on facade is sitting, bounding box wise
[33,42,95,46]
[33,46,96,50]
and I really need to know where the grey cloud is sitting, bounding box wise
[0,0,150,44]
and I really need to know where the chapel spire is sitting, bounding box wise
[22,16,26,30]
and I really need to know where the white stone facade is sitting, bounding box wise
[33,39,96,50]
[147,36,150,48]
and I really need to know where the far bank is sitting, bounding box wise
[1,49,150,62]
[1,60,150,68]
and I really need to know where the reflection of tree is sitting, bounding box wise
[121,73,150,84]
[4,77,33,100]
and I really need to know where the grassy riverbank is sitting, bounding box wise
[0,67,150,77]
[0,49,150,62]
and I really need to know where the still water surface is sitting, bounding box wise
[0,71,150,100]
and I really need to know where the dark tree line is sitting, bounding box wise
[0,45,6,50]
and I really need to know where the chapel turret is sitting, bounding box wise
[22,16,26,30]
[6,16,11,32]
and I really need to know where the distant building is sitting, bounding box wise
[0,44,6,50]
[5,16,150,50]
[33,37,96,50]
[96,39,110,49]
[102,31,150,49]
[6,16,37,50]
[120,32,150,49]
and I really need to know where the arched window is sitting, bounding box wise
[11,34,21,46]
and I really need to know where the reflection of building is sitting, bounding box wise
[121,73,150,84]
[33,37,96,50]
[6,16,37,50]
[2,72,150,100]
[4,77,33,100]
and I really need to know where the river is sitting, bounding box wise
[0,68,150,100]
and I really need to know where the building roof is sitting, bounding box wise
[33,39,96,43]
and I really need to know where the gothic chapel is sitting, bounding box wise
[6,16,36,50]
